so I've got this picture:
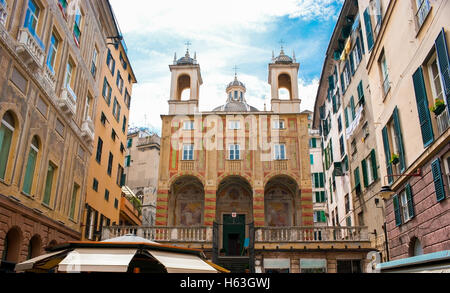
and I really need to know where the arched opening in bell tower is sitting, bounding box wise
[278,73,292,100]
[177,74,191,101]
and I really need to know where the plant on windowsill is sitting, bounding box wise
[430,98,445,116]
[390,154,400,165]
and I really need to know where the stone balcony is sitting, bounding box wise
[43,65,57,91]
[226,160,242,172]
[58,87,77,118]
[16,28,45,71]
[101,225,370,250]
[81,117,95,143]
[0,0,7,27]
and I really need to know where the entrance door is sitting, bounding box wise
[223,214,245,256]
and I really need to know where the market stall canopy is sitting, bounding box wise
[148,251,217,273]
[15,250,68,272]
[58,248,138,273]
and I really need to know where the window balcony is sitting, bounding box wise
[416,0,431,28]
[181,161,195,171]
[436,106,450,137]
[226,160,242,172]
[58,87,76,118]
[273,160,288,171]
[16,28,45,71]
[0,0,7,27]
[81,117,95,143]
[43,65,56,91]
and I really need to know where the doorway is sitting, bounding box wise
[223,214,245,256]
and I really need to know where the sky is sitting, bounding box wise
[109,0,344,134]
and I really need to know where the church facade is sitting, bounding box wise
[104,48,375,273]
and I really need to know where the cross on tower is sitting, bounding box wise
[233,65,239,77]
[279,39,286,50]
[185,41,192,52]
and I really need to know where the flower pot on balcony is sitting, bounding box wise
[432,104,446,116]
[390,154,400,166]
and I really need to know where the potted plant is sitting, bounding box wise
[430,98,446,116]
[390,154,400,165]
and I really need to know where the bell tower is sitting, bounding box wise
[168,45,203,115]
[268,47,301,113]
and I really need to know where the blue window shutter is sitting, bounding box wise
[412,67,434,147]
[393,195,402,226]
[405,184,415,219]
[382,126,393,184]
[393,107,406,173]
[363,8,374,51]
[435,28,450,115]
[359,29,365,54]
[431,159,446,202]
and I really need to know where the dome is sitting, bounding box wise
[175,50,196,65]
[273,48,294,64]
[226,78,246,90]
[212,101,259,112]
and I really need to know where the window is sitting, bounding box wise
[273,144,286,160]
[393,185,415,226]
[431,158,446,202]
[415,0,431,28]
[107,152,113,176]
[111,129,116,142]
[73,10,82,46]
[116,164,124,186]
[382,107,406,183]
[363,7,374,51]
[229,120,240,130]
[273,120,285,129]
[92,178,98,192]
[127,138,132,148]
[114,198,118,209]
[358,212,364,226]
[46,32,59,73]
[412,67,434,147]
[310,154,314,165]
[183,121,194,130]
[106,49,115,74]
[362,150,378,187]
[42,162,56,206]
[23,136,39,195]
[337,115,342,133]
[380,52,390,95]
[25,0,40,37]
[315,191,326,203]
[229,144,240,160]
[310,138,317,148]
[84,95,92,121]
[345,194,350,214]
[182,144,194,160]
[314,211,326,223]
[104,189,109,202]
[125,155,131,167]
[346,217,352,227]
[122,116,127,133]
[102,78,112,105]
[0,112,15,180]
[91,47,98,78]
[112,98,121,121]
[64,61,74,91]
[124,89,131,109]
[120,143,125,154]
[95,137,103,163]
[312,173,324,189]
[354,167,362,196]
[337,260,361,273]
[100,112,107,125]
[120,52,127,69]
[69,183,80,220]
[116,71,124,94]
[339,135,345,157]
[58,0,68,16]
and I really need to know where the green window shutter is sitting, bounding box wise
[412,67,434,147]
[393,107,406,173]
[371,149,378,181]
[405,184,415,219]
[321,211,326,223]
[319,173,324,188]
[315,192,320,203]
[362,159,369,187]
[42,164,55,205]
[350,96,356,119]
[357,81,364,103]
[314,173,320,188]
[321,191,326,202]
[328,75,335,90]
[330,140,334,163]
[329,182,333,203]
[23,149,37,195]
[354,167,360,188]
[382,126,393,184]
[363,8,374,51]
[393,195,402,226]
[435,28,450,115]
[431,159,446,202]
[0,126,13,179]
[312,138,317,148]
[344,107,349,128]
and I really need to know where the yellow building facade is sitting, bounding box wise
[82,3,136,241]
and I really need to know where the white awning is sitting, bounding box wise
[263,258,290,269]
[15,250,67,272]
[148,251,217,273]
[58,248,137,273]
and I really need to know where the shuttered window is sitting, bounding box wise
[431,159,446,202]
[362,159,368,188]
[393,107,406,173]
[412,67,434,147]
[382,126,393,184]
[393,195,402,226]
[435,29,450,115]
[371,149,378,181]
[363,8,374,51]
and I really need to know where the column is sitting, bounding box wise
[155,189,169,226]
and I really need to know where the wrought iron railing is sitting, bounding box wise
[436,107,449,136]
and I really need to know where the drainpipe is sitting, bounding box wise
[383,221,390,262]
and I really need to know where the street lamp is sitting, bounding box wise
[377,168,422,200]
